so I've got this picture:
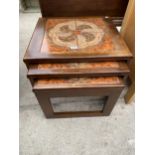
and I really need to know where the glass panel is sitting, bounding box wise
[50,96,107,112]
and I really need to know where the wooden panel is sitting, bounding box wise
[120,0,135,103]
[39,0,128,24]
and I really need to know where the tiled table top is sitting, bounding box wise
[41,17,131,56]
[24,17,132,63]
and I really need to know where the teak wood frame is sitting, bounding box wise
[33,86,124,118]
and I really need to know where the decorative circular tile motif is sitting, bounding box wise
[48,21,104,49]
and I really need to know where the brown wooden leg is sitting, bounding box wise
[124,80,135,104]
[34,91,54,118]
[28,77,34,86]
[103,89,122,116]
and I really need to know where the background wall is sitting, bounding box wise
[21,0,39,9]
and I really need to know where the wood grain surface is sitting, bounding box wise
[28,61,129,80]
[120,0,135,103]
[34,77,123,89]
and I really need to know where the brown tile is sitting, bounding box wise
[40,17,130,56]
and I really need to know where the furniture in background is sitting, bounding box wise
[121,0,135,103]
[21,0,129,26]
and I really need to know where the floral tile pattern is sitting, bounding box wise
[40,17,131,56]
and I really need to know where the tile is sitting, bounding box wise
[40,17,131,56]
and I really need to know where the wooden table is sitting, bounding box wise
[23,17,132,118]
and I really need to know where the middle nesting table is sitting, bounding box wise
[28,61,130,85]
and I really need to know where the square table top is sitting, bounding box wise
[24,17,132,64]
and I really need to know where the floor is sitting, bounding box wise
[19,13,135,155]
